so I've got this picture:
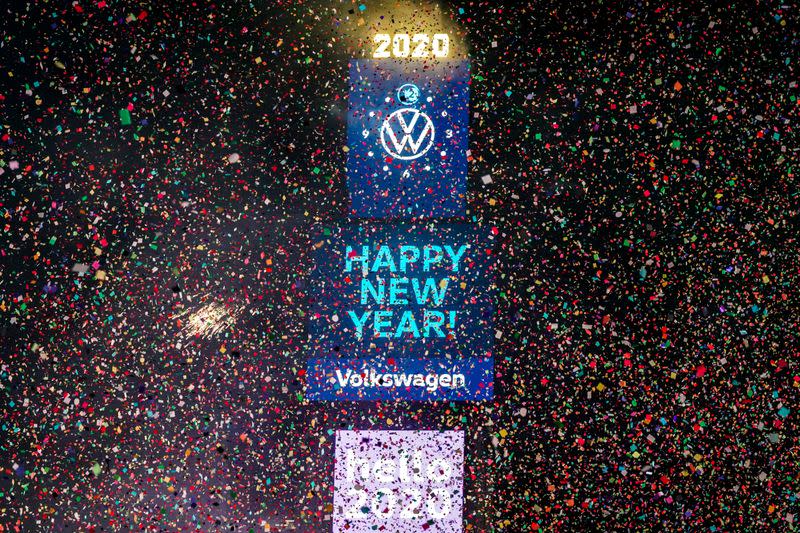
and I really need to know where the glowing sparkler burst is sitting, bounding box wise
[175,299,244,339]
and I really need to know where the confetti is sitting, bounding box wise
[1,2,796,531]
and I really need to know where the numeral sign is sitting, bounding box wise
[373,33,450,58]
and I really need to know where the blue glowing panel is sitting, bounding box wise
[346,60,470,219]
[305,222,495,401]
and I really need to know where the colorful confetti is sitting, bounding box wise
[1,2,797,531]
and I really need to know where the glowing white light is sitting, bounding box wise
[176,299,243,339]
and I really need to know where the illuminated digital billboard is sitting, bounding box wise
[305,222,495,401]
[333,430,464,532]
[346,59,470,218]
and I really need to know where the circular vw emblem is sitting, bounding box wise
[380,108,435,160]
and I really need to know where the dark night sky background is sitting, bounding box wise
[1,1,798,531]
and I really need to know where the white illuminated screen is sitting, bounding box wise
[373,33,450,58]
[333,430,464,532]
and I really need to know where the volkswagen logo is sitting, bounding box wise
[380,108,435,160]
